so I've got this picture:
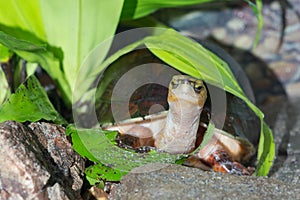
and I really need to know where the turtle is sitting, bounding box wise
[96,42,260,175]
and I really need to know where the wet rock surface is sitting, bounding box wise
[0,121,85,200]
[109,163,300,200]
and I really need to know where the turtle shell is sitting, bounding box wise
[96,42,260,154]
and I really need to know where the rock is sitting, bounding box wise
[226,18,246,32]
[0,121,85,200]
[266,98,300,184]
[234,34,253,50]
[270,61,298,83]
[287,81,300,97]
[109,164,300,200]
[28,122,85,192]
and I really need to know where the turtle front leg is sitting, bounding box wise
[195,135,255,176]
[206,150,254,175]
[116,125,155,149]
[184,150,254,175]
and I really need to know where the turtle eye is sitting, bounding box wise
[171,80,179,89]
[194,84,203,93]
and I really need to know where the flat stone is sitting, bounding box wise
[211,27,227,41]
[234,34,253,50]
[226,18,246,32]
[286,82,300,98]
[109,164,300,200]
[270,61,298,83]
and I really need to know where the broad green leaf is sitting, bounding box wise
[93,39,146,104]
[0,1,124,106]
[0,75,66,124]
[0,0,45,41]
[0,31,46,52]
[0,67,10,104]
[67,126,185,173]
[68,124,99,163]
[121,0,214,20]
[85,163,127,182]
[0,29,71,105]
[39,0,124,95]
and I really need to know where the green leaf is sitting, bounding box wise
[86,175,104,187]
[0,43,12,62]
[191,123,215,154]
[93,39,146,104]
[255,122,275,176]
[39,0,124,97]
[0,31,46,52]
[0,67,10,105]
[246,0,263,47]
[85,163,127,182]
[145,33,243,94]
[15,49,72,106]
[68,125,99,162]
[0,75,66,124]
[25,62,39,77]
[67,126,185,175]
[0,30,71,105]
[121,0,214,20]
[0,0,45,41]
[0,1,124,106]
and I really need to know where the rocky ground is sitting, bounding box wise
[109,163,299,200]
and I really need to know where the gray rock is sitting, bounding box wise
[265,98,300,184]
[0,121,85,200]
[109,164,300,200]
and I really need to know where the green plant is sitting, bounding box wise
[0,0,273,185]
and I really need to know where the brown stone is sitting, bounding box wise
[0,121,85,200]
[270,61,298,82]
[286,82,300,98]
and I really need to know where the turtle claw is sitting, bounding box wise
[213,161,253,176]
[206,150,254,176]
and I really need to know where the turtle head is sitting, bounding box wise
[168,75,207,109]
